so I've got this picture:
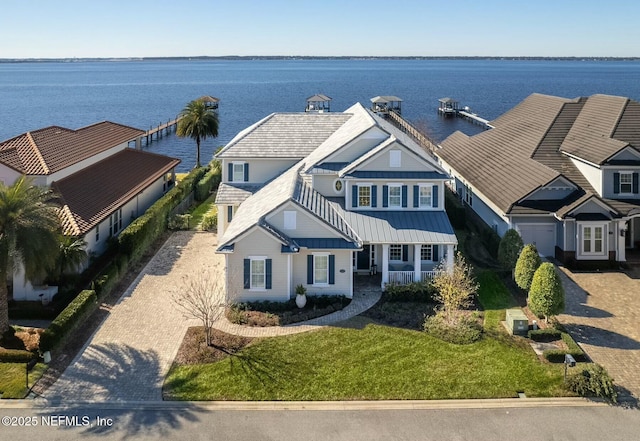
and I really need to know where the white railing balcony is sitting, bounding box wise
[388,271,414,285]
[421,270,440,281]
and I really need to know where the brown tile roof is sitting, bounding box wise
[52,149,180,236]
[0,122,144,175]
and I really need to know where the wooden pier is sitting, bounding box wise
[386,109,440,159]
[142,115,183,146]
[438,97,493,129]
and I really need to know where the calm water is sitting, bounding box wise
[2,59,640,171]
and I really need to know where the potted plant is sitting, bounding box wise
[295,284,307,309]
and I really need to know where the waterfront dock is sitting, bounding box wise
[438,97,493,129]
[143,116,182,145]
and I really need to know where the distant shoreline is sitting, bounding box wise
[1,55,640,63]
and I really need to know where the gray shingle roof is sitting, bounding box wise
[215,183,262,205]
[216,113,351,159]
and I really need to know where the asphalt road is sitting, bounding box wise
[0,401,639,441]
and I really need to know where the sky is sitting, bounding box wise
[1,0,638,58]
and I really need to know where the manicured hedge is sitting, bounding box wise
[195,168,221,201]
[384,281,436,302]
[542,331,587,363]
[39,290,97,352]
[118,167,207,262]
[0,348,36,363]
[528,328,562,342]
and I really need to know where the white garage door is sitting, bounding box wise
[518,224,556,257]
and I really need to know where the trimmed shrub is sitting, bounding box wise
[423,311,483,345]
[515,244,542,291]
[201,210,218,231]
[542,331,586,362]
[567,364,618,403]
[195,167,221,201]
[528,328,562,342]
[498,229,524,271]
[384,281,436,302]
[0,348,36,362]
[528,262,565,323]
[168,214,191,230]
[39,290,97,352]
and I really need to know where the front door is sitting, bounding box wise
[357,245,370,271]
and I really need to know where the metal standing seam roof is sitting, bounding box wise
[215,112,352,159]
[0,122,144,175]
[52,149,181,236]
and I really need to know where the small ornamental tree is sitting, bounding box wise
[528,262,565,323]
[514,244,542,291]
[431,252,479,324]
[498,229,524,271]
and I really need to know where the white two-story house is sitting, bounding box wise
[0,122,180,301]
[215,102,457,302]
[438,93,640,265]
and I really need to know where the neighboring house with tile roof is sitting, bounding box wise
[215,102,457,302]
[1,122,180,302]
[437,93,640,266]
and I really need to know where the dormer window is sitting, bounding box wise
[614,171,639,195]
[620,172,633,194]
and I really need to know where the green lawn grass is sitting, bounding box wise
[477,270,516,330]
[0,363,47,399]
[187,194,217,229]
[164,322,564,400]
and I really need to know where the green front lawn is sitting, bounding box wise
[0,363,47,399]
[164,321,564,400]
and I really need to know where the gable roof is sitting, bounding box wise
[53,149,180,236]
[0,122,144,175]
[215,112,351,159]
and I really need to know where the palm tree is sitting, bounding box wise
[54,235,88,284]
[176,99,219,168]
[0,177,60,336]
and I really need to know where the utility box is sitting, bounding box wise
[505,308,529,335]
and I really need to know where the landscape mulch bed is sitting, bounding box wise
[361,296,435,331]
[173,327,253,365]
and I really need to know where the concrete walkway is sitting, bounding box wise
[42,231,380,403]
[557,265,640,401]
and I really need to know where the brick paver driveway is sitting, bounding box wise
[43,231,222,402]
[557,265,640,400]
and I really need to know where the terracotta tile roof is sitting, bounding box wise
[52,149,180,236]
[0,122,144,175]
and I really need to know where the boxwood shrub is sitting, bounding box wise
[528,328,562,342]
[542,331,587,362]
[0,348,36,363]
[39,290,97,352]
[384,281,436,302]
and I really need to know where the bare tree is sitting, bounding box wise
[431,252,479,324]
[172,270,226,346]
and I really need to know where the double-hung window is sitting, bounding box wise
[619,172,633,194]
[389,244,403,261]
[388,185,401,208]
[420,245,432,261]
[109,208,123,237]
[358,185,371,207]
[232,163,245,182]
[314,255,329,284]
[419,185,432,208]
[250,258,266,289]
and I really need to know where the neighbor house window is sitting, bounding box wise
[390,150,401,167]
[95,224,100,242]
[582,225,605,255]
[420,245,432,261]
[358,185,371,207]
[464,184,473,206]
[314,254,329,284]
[619,172,633,194]
[109,208,123,237]
[232,163,245,182]
[389,244,403,261]
[251,258,266,289]
[388,185,401,208]
[419,185,432,208]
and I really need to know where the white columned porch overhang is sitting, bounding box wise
[414,244,421,282]
[381,243,389,288]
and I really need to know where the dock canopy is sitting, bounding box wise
[370,96,403,115]
[306,94,332,112]
[438,97,459,115]
[197,95,220,110]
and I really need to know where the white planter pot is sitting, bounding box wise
[296,294,307,309]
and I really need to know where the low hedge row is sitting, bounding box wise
[384,281,436,302]
[195,167,221,201]
[542,332,587,363]
[118,167,207,262]
[528,328,562,342]
[0,348,36,363]
[39,290,97,352]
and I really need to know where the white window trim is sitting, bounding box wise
[358,184,372,208]
[618,171,634,195]
[232,161,245,182]
[249,256,267,291]
[579,223,608,259]
[313,252,330,286]
[418,184,433,208]
[388,183,402,208]
[389,244,404,262]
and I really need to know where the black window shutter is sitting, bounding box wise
[413,185,419,207]
[352,185,358,208]
[633,172,639,194]
[228,163,234,182]
[432,185,439,208]
[382,185,389,207]
[307,255,314,284]
[371,185,377,207]
[402,245,409,262]
[244,163,249,182]
[433,245,439,262]
[614,172,620,194]
[243,259,250,289]
[329,255,335,285]
[265,259,272,289]
[401,185,408,207]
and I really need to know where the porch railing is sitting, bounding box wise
[421,271,440,281]
[388,271,414,285]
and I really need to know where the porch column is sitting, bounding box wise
[446,244,455,273]
[287,254,292,299]
[381,243,389,288]
[618,221,627,262]
[414,244,421,282]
